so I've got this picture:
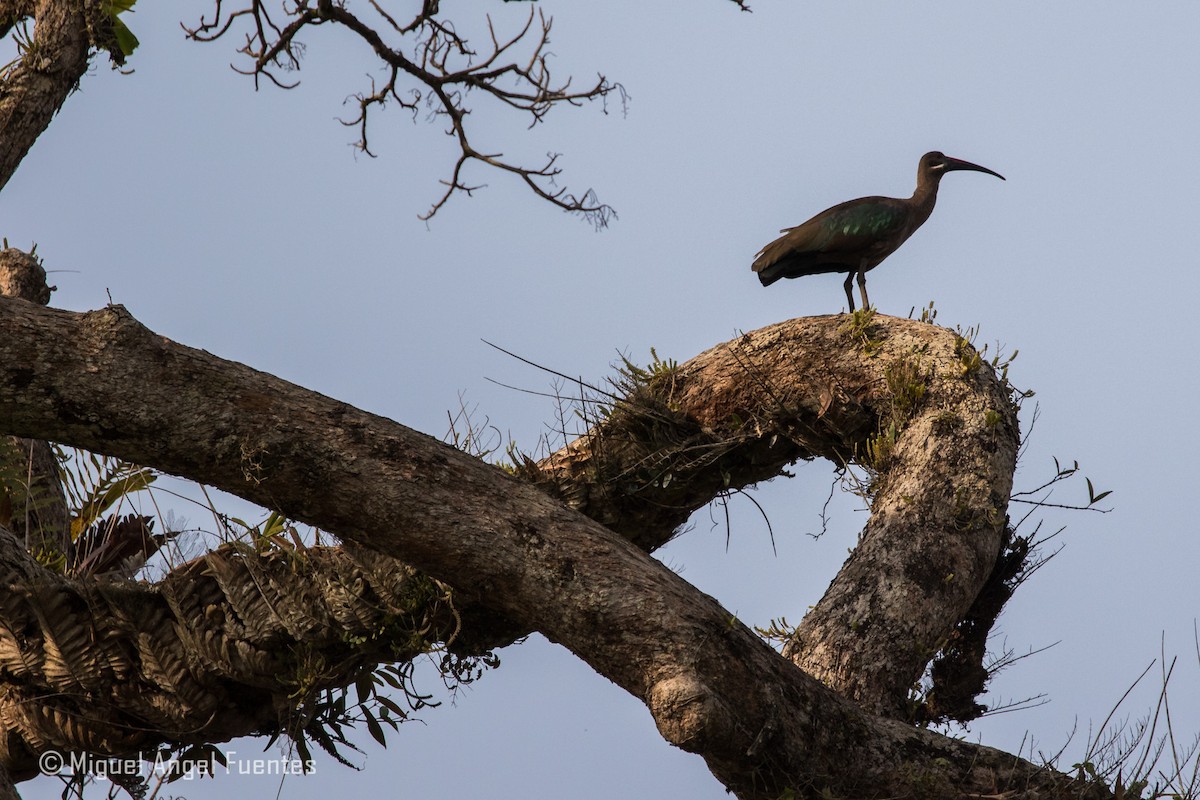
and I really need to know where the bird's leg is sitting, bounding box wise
[857,271,871,311]
[843,272,857,312]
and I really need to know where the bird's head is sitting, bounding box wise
[921,151,1006,182]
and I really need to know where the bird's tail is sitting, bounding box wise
[753,252,848,286]
[754,262,786,287]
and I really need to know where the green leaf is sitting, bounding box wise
[363,709,387,747]
[1086,477,1112,505]
[355,672,373,705]
[376,695,408,720]
[377,669,404,690]
[67,455,156,539]
[103,0,139,57]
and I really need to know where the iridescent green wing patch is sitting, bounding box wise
[815,201,906,251]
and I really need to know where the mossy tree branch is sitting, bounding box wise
[0,251,1107,798]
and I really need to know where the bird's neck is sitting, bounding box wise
[909,174,942,228]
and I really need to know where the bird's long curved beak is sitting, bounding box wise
[943,156,1005,181]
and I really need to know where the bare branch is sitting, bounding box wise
[184,0,622,224]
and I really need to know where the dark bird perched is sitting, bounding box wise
[752,151,1004,311]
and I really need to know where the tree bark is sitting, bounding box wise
[0,0,100,191]
[0,250,69,557]
[0,286,1100,798]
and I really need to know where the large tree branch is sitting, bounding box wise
[0,0,90,191]
[0,0,130,192]
[0,253,492,782]
[0,281,1102,797]
[526,317,1021,718]
[0,251,68,557]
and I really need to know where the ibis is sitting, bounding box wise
[752,151,1004,311]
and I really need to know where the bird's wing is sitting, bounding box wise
[783,197,909,255]
[752,196,911,283]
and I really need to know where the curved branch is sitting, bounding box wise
[0,286,1100,798]
[521,315,1021,718]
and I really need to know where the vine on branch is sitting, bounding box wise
[184,0,625,226]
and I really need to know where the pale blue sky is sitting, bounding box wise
[6,1,1200,797]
